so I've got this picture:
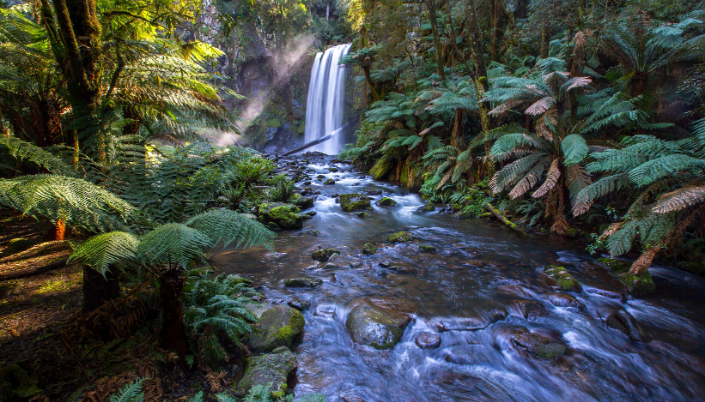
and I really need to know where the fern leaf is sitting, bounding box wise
[652,185,705,214]
[509,159,548,199]
[68,232,139,276]
[628,154,705,186]
[561,134,589,165]
[572,173,630,216]
[532,158,561,198]
[138,223,212,268]
[185,209,275,252]
[109,378,145,402]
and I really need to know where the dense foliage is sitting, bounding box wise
[340,0,705,275]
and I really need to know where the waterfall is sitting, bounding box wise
[304,43,351,155]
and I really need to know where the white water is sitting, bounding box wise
[304,44,351,155]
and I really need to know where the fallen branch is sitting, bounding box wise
[485,203,528,236]
[280,123,349,156]
[0,258,68,281]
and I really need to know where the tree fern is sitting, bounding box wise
[108,378,146,402]
[68,232,140,276]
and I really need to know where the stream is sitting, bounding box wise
[211,153,705,402]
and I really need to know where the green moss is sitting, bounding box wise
[258,202,303,229]
[377,197,397,206]
[423,203,435,212]
[564,228,579,239]
[324,178,335,185]
[369,155,395,180]
[362,243,377,255]
[597,258,655,296]
[312,248,339,261]
[419,245,437,253]
[399,165,409,186]
[388,231,413,243]
[4,238,34,254]
[339,193,371,211]
[543,265,582,292]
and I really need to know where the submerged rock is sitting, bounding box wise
[284,277,323,288]
[237,349,297,398]
[545,292,585,309]
[419,244,437,253]
[257,202,303,229]
[512,331,567,360]
[249,305,305,352]
[312,248,339,261]
[362,243,377,255]
[287,298,312,311]
[598,258,655,297]
[415,332,441,349]
[345,302,411,349]
[324,178,336,185]
[606,308,649,342]
[542,265,582,292]
[377,197,398,206]
[388,231,413,243]
[339,193,372,211]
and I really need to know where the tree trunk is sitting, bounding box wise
[159,268,188,370]
[451,109,463,149]
[515,0,528,19]
[82,267,120,312]
[53,219,66,240]
[427,0,446,82]
[362,65,380,102]
[465,0,495,177]
[630,72,648,98]
[540,21,550,59]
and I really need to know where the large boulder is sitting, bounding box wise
[257,202,303,229]
[345,302,411,349]
[597,258,655,297]
[512,330,567,360]
[339,193,371,212]
[237,349,297,399]
[545,292,585,309]
[289,193,315,210]
[542,265,582,292]
[249,305,305,352]
[606,308,649,342]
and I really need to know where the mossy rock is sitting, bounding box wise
[312,248,339,261]
[377,197,397,206]
[291,194,314,209]
[339,193,371,212]
[362,243,377,255]
[423,203,435,212]
[606,308,649,342]
[597,258,656,297]
[543,265,582,292]
[419,244,437,253]
[388,231,413,243]
[249,305,305,352]
[284,277,323,288]
[677,261,705,275]
[324,178,336,185]
[357,212,368,218]
[328,167,339,172]
[237,350,297,398]
[4,238,35,255]
[450,204,463,212]
[369,155,395,180]
[345,302,411,349]
[512,331,566,360]
[257,202,303,229]
[564,227,579,239]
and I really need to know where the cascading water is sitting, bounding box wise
[304,43,352,155]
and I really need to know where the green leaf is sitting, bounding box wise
[69,232,139,276]
[561,134,589,165]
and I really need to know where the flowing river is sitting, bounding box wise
[211,153,705,402]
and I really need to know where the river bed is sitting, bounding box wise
[210,154,705,402]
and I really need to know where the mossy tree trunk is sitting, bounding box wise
[426,0,446,82]
[465,0,495,177]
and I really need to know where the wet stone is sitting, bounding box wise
[542,265,582,292]
[388,231,413,243]
[598,258,656,297]
[377,197,398,206]
[349,260,364,268]
[314,305,337,319]
[339,193,372,211]
[415,332,442,349]
[345,302,412,349]
[606,308,649,342]
[324,178,336,185]
[312,248,339,261]
[545,292,585,309]
[362,243,377,255]
[287,299,311,311]
[284,277,323,288]
[419,244,438,253]
[512,332,567,360]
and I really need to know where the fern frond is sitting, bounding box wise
[532,158,561,198]
[628,154,705,187]
[69,232,139,276]
[572,173,630,216]
[652,185,705,214]
[137,223,212,268]
[561,134,589,165]
[109,378,145,402]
